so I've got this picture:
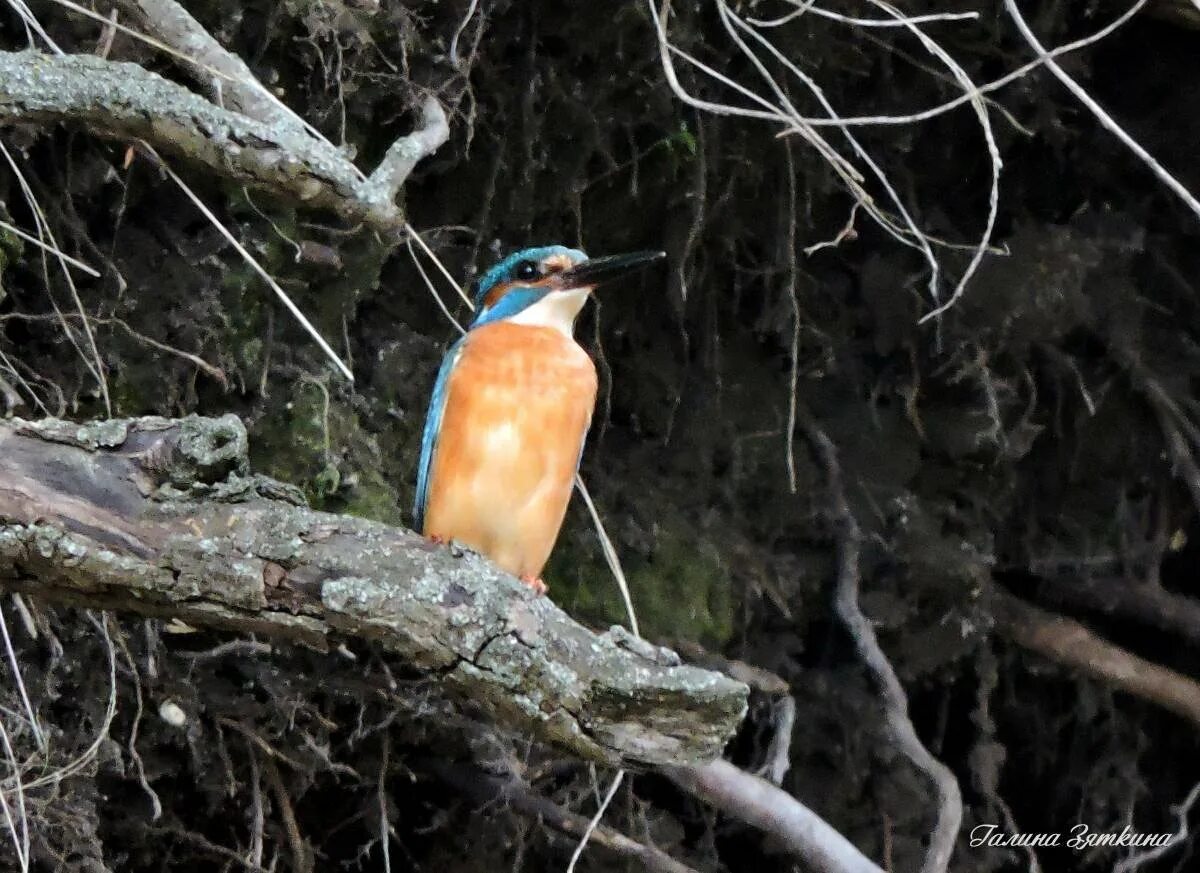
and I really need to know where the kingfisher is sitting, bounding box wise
[414,245,665,593]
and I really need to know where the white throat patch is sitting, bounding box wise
[507,287,591,336]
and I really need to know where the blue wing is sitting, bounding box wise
[414,337,466,531]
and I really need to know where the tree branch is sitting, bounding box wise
[0,415,747,768]
[1027,570,1200,647]
[0,51,447,228]
[991,586,1200,730]
[111,0,298,128]
[663,760,885,873]
[799,416,963,873]
[112,0,451,200]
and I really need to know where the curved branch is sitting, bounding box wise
[1028,570,1200,647]
[0,415,747,768]
[991,586,1200,730]
[0,51,447,228]
[111,0,297,128]
[664,761,884,873]
[799,416,962,873]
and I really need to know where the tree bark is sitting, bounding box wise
[0,415,747,768]
[0,50,447,228]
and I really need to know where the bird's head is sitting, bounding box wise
[468,245,665,334]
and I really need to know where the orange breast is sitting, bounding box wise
[422,322,598,579]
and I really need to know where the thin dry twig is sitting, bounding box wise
[574,476,640,639]
[0,604,43,755]
[405,223,474,309]
[17,611,118,791]
[1113,780,1200,873]
[429,762,701,873]
[1004,0,1200,223]
[378,733,392,873]
[0,218,100,276]
[112,625,163,820]
[141,143,354,382]
[0,312,227,388]
[0,714,29,873]
[178,640,273,661]
[3,0,62,53]
[783,140,801,493]
[650,0,1158,320]
[0,140,112,415]
[262,756,312,873]
[566,769,625,873]
[143,825,270,873]
[757,695,796,786]
[245,745,264,869]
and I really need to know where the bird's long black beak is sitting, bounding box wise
[560,250,666,287]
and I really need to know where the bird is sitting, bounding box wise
[414,245,665,594]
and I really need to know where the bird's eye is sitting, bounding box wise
[514,260,540,281]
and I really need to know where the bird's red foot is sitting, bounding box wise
[519,575,548,596]
[427,533,446,545]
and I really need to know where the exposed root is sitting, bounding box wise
[992,586,1200,730]
[799,414,962,873]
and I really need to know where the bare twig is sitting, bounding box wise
[0,218,100,276]
[405,222,474,309]
[246,745,264,869]
[758,695,796,786]
[783,141,801,493]
[0,604,43,754]
[1113,780,1200,873]
[448,0,482,67]
[0,140,112,416]
[365,97,451,201]
[1004,0,1200,224]
[143,825,269,873]
[262,756,311,873]
[15,610,118,790]
[429,762,701,873]
[112,625,162,820]
[566,769,625,873]
[0,312,226,388]
[0,715,29,873]
[378,733,392,873]
[4,0,62,53]
[178,640,273,661]
[142,143,354,382]
[574,477,640,639]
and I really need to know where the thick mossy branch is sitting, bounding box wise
[0,415,747,767]
[0,51,447,228]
